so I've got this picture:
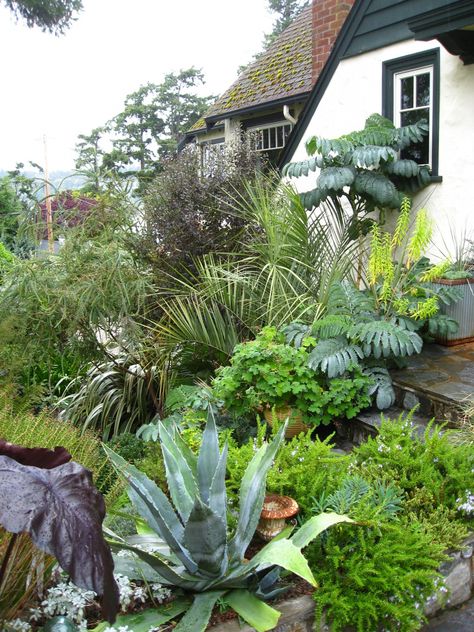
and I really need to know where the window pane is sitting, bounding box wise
[400,76,413,110]
[416,72,430,107]
[401,109,429,164]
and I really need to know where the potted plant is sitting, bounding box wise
[432,236,474,345]
[212,327,372,437]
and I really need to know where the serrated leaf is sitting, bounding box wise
[225,590,281,632]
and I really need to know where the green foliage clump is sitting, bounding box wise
[213,327,372,427]
[226,422,349,515]
[352,413,474,519]
[283,113,431,219]
[107,432,146,464]
[309,520,445,632]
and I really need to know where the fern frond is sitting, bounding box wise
[351,321,423,358]
[312,315,352,339]
[283,322,311,348]
[307,337,364,377]
[361,365,395,410]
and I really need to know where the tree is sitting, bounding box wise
[0,177,22,250]
[239,0,309,72]
[75,127,109,193]
[77,69,215,186]
[2,0,83,34]
[264,0,309,47]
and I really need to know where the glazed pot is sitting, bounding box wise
[263,406,309,438]
[257,494,299,541]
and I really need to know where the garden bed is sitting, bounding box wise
[209,532,474,631]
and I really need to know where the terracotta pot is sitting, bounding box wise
[263,406,309,438]
[256,494,299,541]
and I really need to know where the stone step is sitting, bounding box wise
[336,406,432,446]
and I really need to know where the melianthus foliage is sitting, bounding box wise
[283,114,431,223]
[105,412,352,632]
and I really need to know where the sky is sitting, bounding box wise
[0,0,274,171]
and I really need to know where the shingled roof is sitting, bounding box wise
[204,5,313,123]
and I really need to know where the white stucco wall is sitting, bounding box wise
[291,39,474,259]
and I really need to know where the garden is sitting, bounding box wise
[0,115,473,632]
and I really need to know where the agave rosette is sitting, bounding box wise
[104,413,351,632]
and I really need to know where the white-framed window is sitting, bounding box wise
[394,66,433,165]
[248,123,292,152]
[382,48,440,175]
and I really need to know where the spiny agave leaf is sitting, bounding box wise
[183,498,228,577]
[255,567,284,599]
[0,456,119,622]
[290,512,354,549]
[169,424,198,479]
[197,410,220,504]
[159,422,198,508]
[229,423,286,563]
[354,171,397,206]
[317,166,355,192]
[103,446,198,573]
[351,145,397,168]
[225,589,281,632]
[245,538,316,586]
[386,159,419,177]
[209,442,228,528]
[108,541,196,588]
[173,591,224,632]
[160,444,196,523]
[307,338,364,377]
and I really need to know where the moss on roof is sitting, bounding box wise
[188,117,207,132]
[204,6,313,120]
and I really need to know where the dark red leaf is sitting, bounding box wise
[0,440,72,469]
[0,456,119,622]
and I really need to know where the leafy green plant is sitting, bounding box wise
[105,412,352,632]
[352,411,474,522]
[212,327,372,427]
[308,519,445,632]
[283,114,431,221]
[59,355,163,441]
[226,421,350,515]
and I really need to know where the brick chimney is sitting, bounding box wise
[312,0,355,83]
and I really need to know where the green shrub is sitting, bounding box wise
[213,327,372,428]
[309,519,445,632]
[352,412,474,520]
[226,422,349,515]
[107,432,146,464]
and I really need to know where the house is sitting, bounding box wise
[280,0,474,254]
[181,2,354,165]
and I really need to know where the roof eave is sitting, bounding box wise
[205,92,311,127]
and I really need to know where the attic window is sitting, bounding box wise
[248,123,292,152]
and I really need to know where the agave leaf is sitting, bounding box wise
[209,442,228,528]
[290,512,353,549]
[112,554,169,583]
[197,409,220,504]
[160,444,196,523]
[159,422,198,513]
[245,538,316,586]
[103,446,197,573]
[173,591,224,632]
[92,598,191,632]
[169,424,198,479]
[183,498,228,577]
[225,589,281,632]
[108,540,196,588]
[229,423,286,562]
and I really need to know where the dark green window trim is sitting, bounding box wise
[382,48,440,177]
